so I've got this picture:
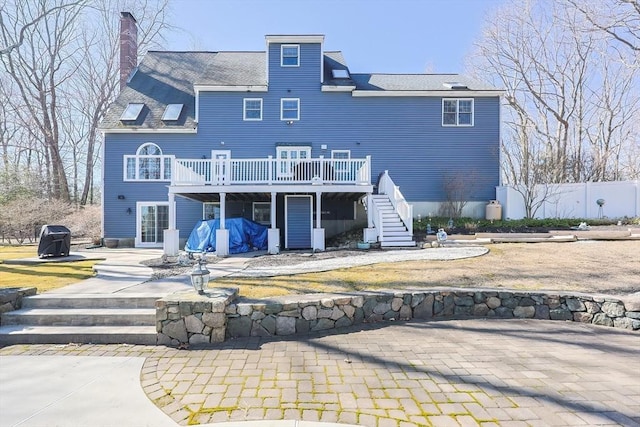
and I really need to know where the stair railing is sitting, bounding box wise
[378,170,413,235]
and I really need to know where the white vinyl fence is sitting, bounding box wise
[496,180,640,220]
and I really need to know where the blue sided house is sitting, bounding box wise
[100,12,502,256]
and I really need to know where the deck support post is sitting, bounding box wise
[313,191,325,251]
[216,193,229,256]
[164,192,179,256]
[268,192,280,254]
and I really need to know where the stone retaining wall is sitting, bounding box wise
[158,289,639,346]
[0,287,36,325]
[156,289,237,346]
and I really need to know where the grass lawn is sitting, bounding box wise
[0,245,98,293]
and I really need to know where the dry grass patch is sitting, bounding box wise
[211,241,640,298]
[0,246,98,293]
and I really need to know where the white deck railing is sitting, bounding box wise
[172,156,371,186]
[378,170,413,235]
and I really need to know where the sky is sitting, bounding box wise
[165,0,505,74]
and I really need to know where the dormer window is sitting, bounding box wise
[120,103,144,121]
[281,45,299,67]
[162,104,183,121]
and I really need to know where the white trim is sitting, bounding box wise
[284,195,313,249]
[123,144,174,182]
[195,91,200,123]
[169,183,374,195]
[243,98,263,121]
[252,201,271,225]
[136,201,169,248]
[103,128,197,134]
[442,98,474,127]
[352,90,503,97]
[281,44,300,67]
[331,150,351,159]
[266,35,325,44]
[321,85,356,92]
[280,98,300,121]
[194,85,268,92]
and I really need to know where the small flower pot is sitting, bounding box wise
[104,238,119,249]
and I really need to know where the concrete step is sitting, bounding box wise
[0,325,157,345]
[381,240,417,247]
[22,293,162,309]
[2,308,155,326]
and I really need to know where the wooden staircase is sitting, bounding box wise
[370,194,416,247]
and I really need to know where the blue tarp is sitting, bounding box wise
[184,218,268,254]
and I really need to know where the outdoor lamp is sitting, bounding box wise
[190,254,210,295]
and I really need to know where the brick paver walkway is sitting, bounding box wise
[2,319,638,426]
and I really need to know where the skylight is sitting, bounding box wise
[120,103,144,121]
[443,82,469,90]
[332,69,350,79]
[162,104,184,121]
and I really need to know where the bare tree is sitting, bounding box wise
[0,0,87,201]
[0,0,85,55]
[468,0,640,216]
[0,0,170,204]
[71,0,171,205]
[567,0,640,54]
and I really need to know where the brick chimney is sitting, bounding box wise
[119,12,138,91]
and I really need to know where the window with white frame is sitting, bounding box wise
[276,146,311,178]
[281,44,299,67]
[281,98,300,121]
[243,98,262,121]
[124,143,173,181]
[253,202,271,225]
[442,99,474,126]
[203,202,220,220]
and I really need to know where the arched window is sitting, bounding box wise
[124,143,173,181]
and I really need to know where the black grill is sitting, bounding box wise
[37,225,71,258]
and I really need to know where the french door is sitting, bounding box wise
[277,146,311,179]
[136,202,169,247]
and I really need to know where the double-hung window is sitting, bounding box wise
[281,44,299,67]
[442,99,474,126]
[243,98,262,121]
[253,202,271,225]
[281,98,300,121]
[124,143,173,181]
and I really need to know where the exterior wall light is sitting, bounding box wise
[190,253,210,295]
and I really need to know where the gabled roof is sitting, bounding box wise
[101,42,501,131]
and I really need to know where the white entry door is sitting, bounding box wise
[211,150,231,184]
